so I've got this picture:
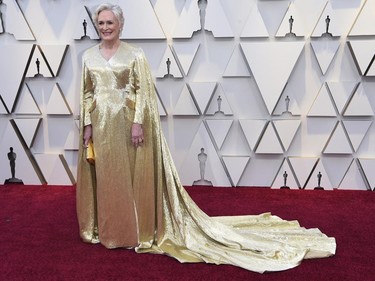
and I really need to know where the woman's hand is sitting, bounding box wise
[132,123,144,147]
[83,125,92,147]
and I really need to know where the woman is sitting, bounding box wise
[76,3,336,273]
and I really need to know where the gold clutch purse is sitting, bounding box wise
[86,139,95,165]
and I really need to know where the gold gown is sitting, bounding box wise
[76,42,336,273]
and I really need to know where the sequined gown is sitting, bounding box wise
[76,42,336,273]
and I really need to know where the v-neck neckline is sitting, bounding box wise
[98,42,122,63]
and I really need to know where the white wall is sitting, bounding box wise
[1,0,375,190]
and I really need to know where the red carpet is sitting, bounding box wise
[0,185,374,281]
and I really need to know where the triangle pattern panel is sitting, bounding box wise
[34,153,73,185]
[349,0,375,36]
[271,158,299,190]
[13,118,41,148]
[273,95,301,116]
[273,120,301,151]
[307,83,336,117]
[64,121,80,150]
[205,84,233,116]
[321,156,353,188]
[155,87,167,117]
[189,82,216,114]
[367,61,375,76]
[46,83,72,115]
[310,38,340,75]
[239,119,267,151]
[0,102,7,114]
[358,158,375,190]
[0,44,33,112]
[0,122,40,184]
[3,0,35,40]
[156,45,183,78]
[173,42,200,76]
[342,120,372,152]
[39,45,69,77]
[223,44,251,77]
[255,122,283,154]
[339,159,368,190]
[241,41,305,114]
[205,119,233,150]
[26,46,53,78]
[326,81,358,114]
[288,157,318,188]
[173,84,199,116]
[179,122,231,186]
[275,2,307,37]
[173,0,201,38]
[118,0,165,39]
[347,40,375,76]
[323,121,353,154]
[344,84,374,116]
[304,160,333,190]
[240,4,269,38]
[205,0,234,37]
[311,1,363,37]
[222,156,250,186]
[73,6,99,40]
[14,83,41,115]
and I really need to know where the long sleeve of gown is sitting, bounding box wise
[82,62,94,126]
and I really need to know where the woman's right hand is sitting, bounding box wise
[83,125,92,147]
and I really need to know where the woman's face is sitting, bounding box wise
[97,10,121,42]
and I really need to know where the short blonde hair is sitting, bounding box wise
[92,3,124,32]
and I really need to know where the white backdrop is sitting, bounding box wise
[1,0,375,190]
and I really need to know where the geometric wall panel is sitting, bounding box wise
[321,156,353,189]
[173,42,200,76]
[14,83,41,115]
[338,159,368,190]
[241,41,305,114]
[240,4,269,38]
[347,40,375,76]
[344,84,374,116]
[64,126,79,151]
[179,122,231,187]
[13,118,42,148]
[349,0,375,36]
[39,45,69,77]
[304,160,333,190]
[273,120,301,151]
[323,121,353,154]
[222,44,251,77]
[326,81,358,115]
[273,95,301,116]
[310,39,340,75]
[73,6,99,40]
[34,153,73,185]
[308,83,337,117]
[118,0,165,39]
[239,119,267,151]
[255,122,283,154]
[205,0,234,38]
[205,119,233,150]
[173,84,200,116]
[0,44,33,112]
[222,156,250,186]
[271,158,299,189]
[275,2,307,37]
[288,157,319,188]
[156,45,183,78]
[46,83,72,115]
[173,0,200,38]
[26,45,53,78]
[358,158,375,190]
[3,0,35,40]
[205,84,233,116]
[190,82,216,114]
[342,120,372,152]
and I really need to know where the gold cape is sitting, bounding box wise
[76,42,336,273]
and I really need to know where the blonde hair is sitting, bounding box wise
[92,3,124,32]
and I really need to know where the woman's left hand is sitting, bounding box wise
[132,123,144,147]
